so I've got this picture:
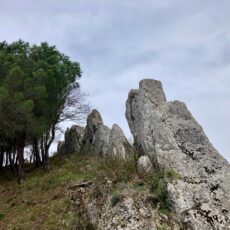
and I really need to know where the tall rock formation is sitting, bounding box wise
[106,124,133,159]
[57,125,84,154]
[84,109,104,145]
[126,79,230,229]
[64,125,85,154]
[91,125,111,156]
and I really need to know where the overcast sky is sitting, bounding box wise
[0,0,229,161]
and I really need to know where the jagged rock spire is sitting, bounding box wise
[126,79,230,229]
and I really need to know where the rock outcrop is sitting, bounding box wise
[58,109,133,159]
[84,111,133,158]
[126,79,230,229]
[84,109,104,145]
[106,124,134,159]
[67,180,181,230]
[137,155,153,174]
[57,125,84,154]
[91,125,111,156]
[64,125,85,154]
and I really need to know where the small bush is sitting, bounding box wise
[91,185,103,199]
[157,224,167,230]
[86,223,95,230]
[97,154,138,183]
[147,169,179,213]
[111,193,121,207]
[0,213,4,220]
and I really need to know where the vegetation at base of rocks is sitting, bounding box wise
[110,193,121,207]
[0,212,4,220]
[157,223,168,230]
[91,184,103,199]
[0,149,179,229]
[97,154,139,183]
[86,223,95,230]
[143,170,180,214]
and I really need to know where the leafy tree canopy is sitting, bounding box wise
[0,40,82,181]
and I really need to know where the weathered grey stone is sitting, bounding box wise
[64,125,85,154]
[126,79,230,229]
[137,155,153,174]
[106,124,134,159]
[91,125,110,156]
[84,109,104,145]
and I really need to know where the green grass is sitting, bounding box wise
[0,152,179,229]
[0,153,100,230]
[110,193,121,207]
[0,213,4,221]
[145,169,179,214]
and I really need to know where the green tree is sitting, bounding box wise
[0,40,83,182]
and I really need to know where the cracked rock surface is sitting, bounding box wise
[106,124,134,159]
[84,109,104,145]
[126,79,230,229]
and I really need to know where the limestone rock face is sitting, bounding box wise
[106,124,133,159]
[64,125,85,154]
[84,109,104,145]
[67,181,181,230]
[137,155,153,174]
[126,79,230,229]
[91,125,111,156]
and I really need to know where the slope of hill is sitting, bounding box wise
[0,152,180,230]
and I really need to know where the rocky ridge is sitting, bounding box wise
[58,79,230,230]
[57,109,133,159]
[126,79,230,230]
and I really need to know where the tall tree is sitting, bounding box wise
[0,40,83,181]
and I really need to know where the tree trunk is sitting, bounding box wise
[43,124,56,172]
[33,139,41,167]
[40,137,45,164]
[5,151,9,167]
[0,150,4,170]
[17,140,25,184]
[9,151,17,175]
[43,147,50,172]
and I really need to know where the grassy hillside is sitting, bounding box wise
[0,153,99,230]
[0,152,177,230]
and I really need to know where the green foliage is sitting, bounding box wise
[86,223,95,230]
[147,170,179,214]
[97,154,138,183]
[111,193,121,207]
[91,185,103,199]
[0,212,4,220]
[0,40,82,176]
[157,224,167,230]
[0,40,81,140]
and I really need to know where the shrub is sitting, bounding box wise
[91,185,103,199]
[97,154,138,183]
[147,169,179,213]
[0,213,4,220]
[86,223,95,230]
[111,193,121,207]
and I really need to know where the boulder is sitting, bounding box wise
[137,155,153,174]
[126,79,230,229]
[91,125,110,156]
[64,125,85,154]
[84,109,104,145]
[106,124,134,159]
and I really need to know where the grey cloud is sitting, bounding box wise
[0,0,229,161]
